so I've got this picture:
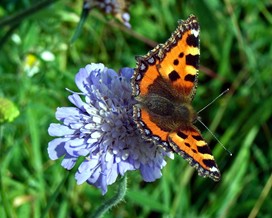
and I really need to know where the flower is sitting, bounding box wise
[83,0,131,28]
[0,97,20,124]
[48,63,173,195]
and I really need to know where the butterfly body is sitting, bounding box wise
[131,15,221,181]
[135,81,197,133]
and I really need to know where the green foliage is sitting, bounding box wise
[1,0,272,217]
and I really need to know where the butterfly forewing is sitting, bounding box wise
[168,127,221,181]
[158,15,200,100]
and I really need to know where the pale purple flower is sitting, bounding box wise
[48,63,173,194]
[83,0,131,28]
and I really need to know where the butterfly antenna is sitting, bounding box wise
[197,118,232,156]
[197,88,229,114]
[197,88,231,156]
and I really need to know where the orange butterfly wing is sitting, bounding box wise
[158,15,200,99]
[168,127,220,181]
[132,45,170,147]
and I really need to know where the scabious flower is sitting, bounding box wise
[83,0,131,28]
[48,63,173,194]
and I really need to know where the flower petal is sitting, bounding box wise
[140,164,162,182]
[61,155,77,170]
[68,94,86,111]
[48,138,69,160]
[48,123,75,136]
[56,106,82,121]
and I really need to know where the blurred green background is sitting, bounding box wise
[0,0,272,217]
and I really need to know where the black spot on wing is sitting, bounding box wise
[192,149,197,153]
[197,145,212,155]
[184,74,196,83]
[186,54,199,69]
[192,134,203,141]
[186,34,199,47]
[169,70,180,81]
[177,131,188,139]
[203,159,217,168]
[179,52,184,58]
[185,142,191,147]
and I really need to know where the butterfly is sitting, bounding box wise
[131,15,221,181]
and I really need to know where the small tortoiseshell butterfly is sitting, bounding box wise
[131,15,221,181]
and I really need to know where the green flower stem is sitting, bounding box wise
[41,171,69,218]
[90,175,127,218]
[0,0,59,47]
[71,8,89,43]
[0,170,14,217]
[0,126,14,218]
[0,0,58,28]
